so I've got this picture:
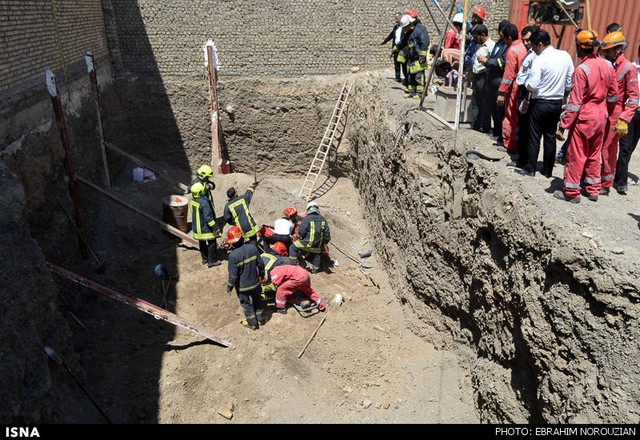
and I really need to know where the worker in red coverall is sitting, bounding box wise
[599,31,639,195]
[555,30,618,203]
[270,264,326,314]
[496,22,526,155]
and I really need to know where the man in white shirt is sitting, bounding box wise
[470,24,495,133]
[518,29,574,178]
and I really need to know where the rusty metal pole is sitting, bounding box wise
[85,51,111,188]
[206,41,230,174]
[46,69,89,258]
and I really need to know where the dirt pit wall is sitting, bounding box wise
[346,76,639,423]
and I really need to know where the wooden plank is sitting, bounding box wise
[75,175,198,247]
[47,262,232,347]
[425,109,455,130]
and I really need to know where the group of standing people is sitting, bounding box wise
[188,168,333,330]
[431,10,639,203]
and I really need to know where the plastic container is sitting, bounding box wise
[132,167,144,182]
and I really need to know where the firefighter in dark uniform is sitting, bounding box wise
[396,11,430,98]
[289,201,331,273]
[189,164,215,204]
[189,182,222,267]
[225,226,267,330]
[223,184,259,242]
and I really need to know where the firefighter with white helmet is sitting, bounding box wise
[396,10,430,99]
[289,201,332,273]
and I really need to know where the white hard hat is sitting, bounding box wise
[400,14,414,27]
[306,201,320,213]
[452,13,464,24]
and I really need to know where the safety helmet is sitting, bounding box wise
[601,31,628,50]
[190,181,206,198]
[400,14,414,27]
[576,29,600,49]
[405,8,418,19]
[306,200,320,214]
[452,12,464,25]
[283,207,297,219]
[197,164,213,179]
[271,242,287,257]
[472,6,486,20]
[226,225,243,244]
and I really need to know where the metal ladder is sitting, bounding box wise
[299,82,352,201]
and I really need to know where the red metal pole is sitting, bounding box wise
[46,70,89,259]
[85,51,111,188]
[206,43,230,174]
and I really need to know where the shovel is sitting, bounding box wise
[44,346,112,423]
[298,293,343,358]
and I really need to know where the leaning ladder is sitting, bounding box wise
[299,82,352,201]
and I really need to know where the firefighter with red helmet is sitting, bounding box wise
[555,30,618,203]
[599,31,639,195]
[225,226,267,330]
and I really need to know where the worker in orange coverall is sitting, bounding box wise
[496,22,527,155]
[599,31,639,195]
[555,30,618,203]
[269,264,326,314]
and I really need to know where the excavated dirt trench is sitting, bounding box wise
[2,70,639,424]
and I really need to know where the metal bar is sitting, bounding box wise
[85,52,111,188]
[74,174,198,246]
[584,0,591,30]
[47,262,231,347]
[454,0,469,131]
[206,43,229,174]
[46,70,89,259]
[554,0,579,28]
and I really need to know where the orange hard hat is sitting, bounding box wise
[472,6,486,20]
[271,242,287,257]
[226,225,243,244]
[405,8,418,18]
[576,29,600,49]
[601,31,628,50]
[283,207,297,219]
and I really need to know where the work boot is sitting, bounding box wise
[403,91,415,99]
[201,259,208,265]
[616,185,628,195]
[207,260,221,268]
[600,187,610,196]
[241,320,258,330]
[553,190,580,204]
[587,194,598,202]
[276,307,287,315]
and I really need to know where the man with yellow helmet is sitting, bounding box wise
[189,181,222,267]
[599,31,639,195]
[189,164,216,204]
[554,30,618,203]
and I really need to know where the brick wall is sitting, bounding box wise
[0,0,109,96]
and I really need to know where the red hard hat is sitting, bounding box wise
[271,242,287,257]
[472,6,486,20]
[226,225,243,244]
[405,8,418,18]
[283,207,297,219]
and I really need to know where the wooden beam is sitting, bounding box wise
[47,262,232,347]
[74,175,198,247]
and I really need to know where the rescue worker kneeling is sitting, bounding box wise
[289,201,331,273]
[269,264,326,314]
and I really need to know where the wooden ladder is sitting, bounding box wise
[299,82,352,201]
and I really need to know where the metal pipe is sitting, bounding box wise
[46,70,89,259]
[454,0,469,131]
[85,52,111,188]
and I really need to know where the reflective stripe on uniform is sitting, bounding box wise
[607,96,619,102]
[619,62,633,81]
[564,181,581,189]
[626,99,639,105]
[584,176,601,184]
[501,78,513,85]
[578,64,590,75]
[566,104,581,111]
[602,173,615,180]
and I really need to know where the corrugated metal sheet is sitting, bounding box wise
[509,0,640,62]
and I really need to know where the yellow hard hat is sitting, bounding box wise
[190,181,206,198]
[197,164,213,179]
[601,31,628,50]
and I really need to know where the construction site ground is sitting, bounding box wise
[54,69,640,425]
